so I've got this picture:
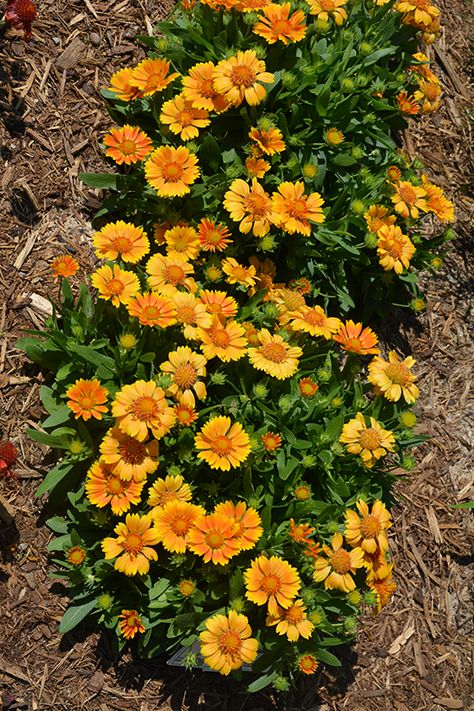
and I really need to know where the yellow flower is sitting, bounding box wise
[391,180,427,219]
[187,512,242,565]
[339,412,395,468]
[421,176,454,222]
[85,460,144,515]
[224,178,276,237]
[200,611,258,675]
[244,554,301,615]
[368,351,419,403]
[159,346,207,408]
[101,513,159,575]
[146,254,195,293]
[266,599,314,641]
[272,181,325,235]
[253,3,307,45]
[248,126,285,155]
[313,533,365,592]
[287,305,341,339]
[107,67,142,101]
[196,316,247,362]
[325,127,344,144]
[147,473,192,507]
[221,257,257,288]
[307,0,347,24]
[213,500,263,551]
[367,562,397,612]
[153,500,205,553]
[247,329,302,380]
[103,124,153,165]
[160,93,210,141]
[164,225,200,261]
[145,146,199,198]
[182,61,230,113]
[345,500,391,554]
[91,264,140,307]
[127,292,177,328]
[92,221,150,263]
[112,380,176,441]
[194,415,251,471]
[376,225,416,274]
[213,50,274,107]
[99,427,159,481]
[364,205,397,234]
[129,58,179,96]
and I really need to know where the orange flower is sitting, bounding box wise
[325,127,344,145]
[160,94,210,141]
[99,427,159,481]
[213,50,274,107]
[345,499,391,554]
[187,512,241,564]
[200,611,259,675]
[198,219,233,252]
[101,513,159,575]
[289,518,315,544]
[103,124,153,165]
[224,178,275,237]
[376,225,416,274]
[196,316,247,362]
[51,255,79,278]
[421,176,454,222]
[261,432,282,451]
[153,500,205,553]
[178,579,196,596]
[266,599,314,641]
[108,67,142,101]
[288,305,341,339]
[182,61,230,113]
[244,555,301,615]
[119,610,145,639]
[298,654,318,675]
[222,257,257,288]
[66,378,108,421]
[130,58,179,96]
[86,460,144,515]
[299,377,319,397]
[171,291,212,336]
[245,155,271,178]
[391,180,427,219]
[146,254,195,293]
[367,562,397,612]
[307,0,347,23]
[91,264,140,307]
[253,3,306,45]
[272,181,325,235]
[364,205,397,234]
[147,473,192,507]
[396,91,419,115]
[127,292,177,328]
[339,413,395,468]
[67,546,86,566]
[145,146,200,198]
[112,380,176,441]
[159,345,207,407]
[165,225,200,261]
[248,126,285,155]
[195,415,251,470]
[92,221,150,263]
[214,500,263,551]
[294,483,312,500]
[199,290,238,321]
[247,329,302,379]
[386,165,402,182]
[174,402,198,426]
[333,320,380,355]
[313,533,365,592]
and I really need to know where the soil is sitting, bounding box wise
[0,0,473,709]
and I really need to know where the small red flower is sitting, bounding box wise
[5,0,37,40]
[0,440,18,479]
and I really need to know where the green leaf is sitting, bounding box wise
[247,671,277,693]
[149,578,171,600]
[26,428,68,449]
[452,501,474,509]
[41,405,71,429]
[79,172,118,189]
[59,598,97,635]
[68,343,115,372]
[46,516,69,534]
[315,648,342,667]
[36,462,74,497]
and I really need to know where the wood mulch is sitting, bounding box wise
[0,0,473,709]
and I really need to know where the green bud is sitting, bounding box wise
[351,199,365,215]
[341,29,353,41]
[444,227,456,241]
[351,145,365,159]
[226,163,242,179]
[257,116,273,131]
[410,297,426,313]
[184,652,197,670]
[259,234,276,251]
[360,41,372,55]
[263,302,279,319]
[364,233,378,249]
[317,366,331,382]
[252,44,267,59]
[400,411,417,429]
[155,37,170,53]
[330,442,344,456]
[278,394,294,413]
[411,233,423,245]
[154,373,172,389]
[326,520,340,534]
[230,597,245,612]
[396,72,406,83]
[273,675,290,692]
[347,589,362,605]
[287,156,300,171]
[354,397,366,409]
[430,256,443,270]
[343,616,358,634]
[186,141,198,154]
[340,77,355,92]
[69,438,86,455]
[282,71,298,89]
[239,394,250,405]
[364,112,376,124]
[210,371,226,385]
[301,63,316,78]
[315,18,329,32]
[288,135,301,147]
[364,590,377,606]
[97,593,114,611]
[356,73,370,87]
[330,396,344,408]
[253,383,268,399]
[247,495,260,509]
[301,454,317,468]
[301,588,315,604]
[401,454,416,470]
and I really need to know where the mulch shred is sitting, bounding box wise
[0,0,473,709]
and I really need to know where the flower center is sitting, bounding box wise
[358,428,382,450]
[107,278,124,295]
[386,239,404,259]
[162,162,183,182]
[385,361,411,385]
[330,548,351,574]
[177,109,194,127]
[211,435,232,455]
[119,140,138,155]
[174,363,197,388]
[205,530,225,548]
[172,516,190,534]
[176,305,195,323]
[114,236,133,252]
[262,573,281,594]
[273,19,290,34]
[126,614,140,628]
[131,395,159,421]
[143,305,161,320]
[79,396,94,409]
[219,630,242,656]
[360,514,382,539]
[305,309,325,326]
[344,337,362,351]
[260,341,288,363]
[319,0,335,9]
[177,407,193,424]
[285,605,304,624]
[207,229,223,245]
[123,532,143,553]
[398,184,417,205]
[119,438,146,464]
[230,64,256,88]
[164,264,186,285]
[245,192,270,218]
[210,326,231,347]
[300,656,316,671]
[288,198,308,218]
[107,476,125,495]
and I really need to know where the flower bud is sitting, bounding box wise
[364,233,378,249]
[360,41,372,55]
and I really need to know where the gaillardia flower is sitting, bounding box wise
[66,379,108,421]
[247,329,302,380]
[112,380,176,441]
[253,3,307,45]
[376,225,416,274]
[313,533,365,592]
[339,413,395,468]
[119,610,145,639]
[147,473,192,507]
[103,125,153,165]
[213,501,263,550]
[244,555,301,615]
[51,255,79,278]
[145,146,200,198]
[86,460,144,515]
[92,221,150,263]
[200,610,259,675]
[345,499,391,554]
[224,178,275,237]
[187,512,241,564]
[91,264,140,307]
[333,320,380,355]
[266,599,314,642]
[368,351,419,403]
[153,500,205,553]
[272,181,325,235]
[102,513,159,575]
[213,50,274,107]
[195,415,251,470]
[99,427,159,481]
[129,58,179,96]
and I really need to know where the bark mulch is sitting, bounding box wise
[0,0,473,709]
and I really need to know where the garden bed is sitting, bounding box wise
[0,0,473,709]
